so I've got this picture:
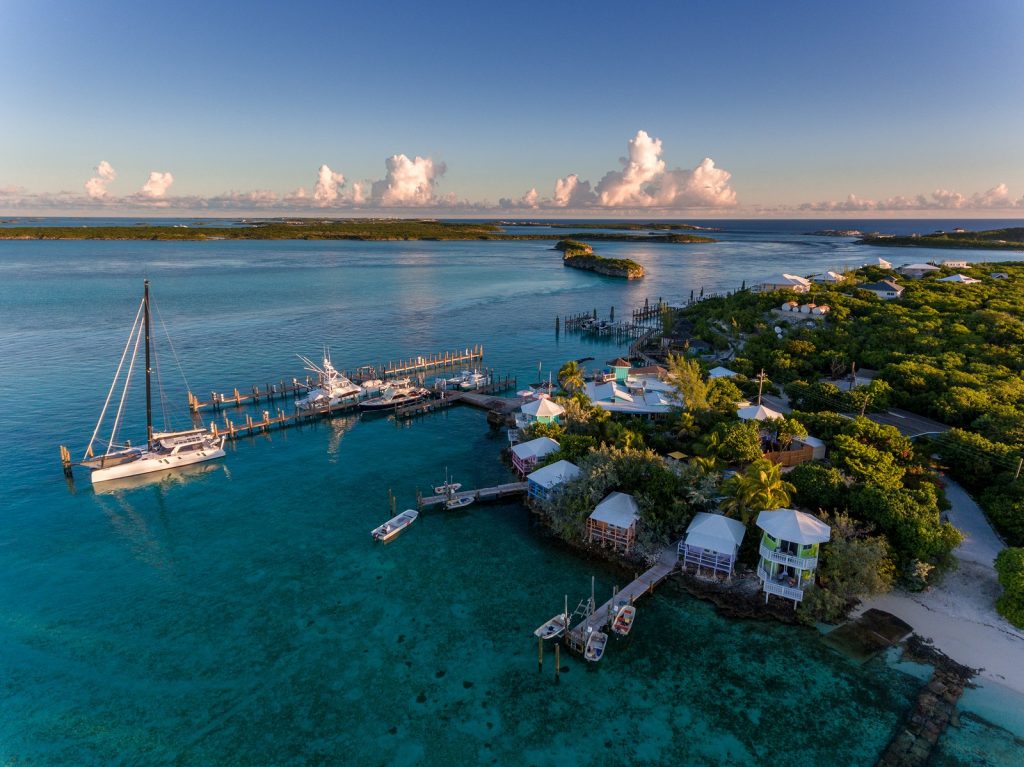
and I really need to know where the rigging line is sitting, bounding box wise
[107,308,145,456]
[152,333,171,432]
[85,297,146,460]
[152,297,192,395]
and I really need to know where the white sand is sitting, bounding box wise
[855,480,1024,695]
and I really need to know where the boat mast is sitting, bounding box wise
[144,279,153,450]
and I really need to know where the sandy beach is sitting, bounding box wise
[855,480,1024,695]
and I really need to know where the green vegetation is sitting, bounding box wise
[0,219,715,243]
[678,261,1024,545]
[994,548,1024,628]
[555,239,645,279]
[860,227,1024,250]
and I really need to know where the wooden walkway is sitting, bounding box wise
[565,547,679,653]
[418,481,527,508]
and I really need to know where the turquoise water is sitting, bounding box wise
[2,231,1022,765]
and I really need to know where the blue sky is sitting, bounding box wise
[2,0,1023,216]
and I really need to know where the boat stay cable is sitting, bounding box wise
[84,297,145,460]
[106,306,145,456]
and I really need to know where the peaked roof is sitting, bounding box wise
[521,398,566,417]
[877,257,893,269]
[756,509,831,544]
[900,262,939,271]
[937,273,981,284]
[737,403,783,421]
[760,273,810,287]
[589,492,640,528]
[684,512,747,555]
[510,436,560,460]
[859,280,904,292]
[527,459,581,489]
[708,366,737,378]
[607,357,632,368]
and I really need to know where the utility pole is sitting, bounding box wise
[756,369,767,406]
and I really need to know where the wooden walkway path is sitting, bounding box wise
[566,547,679,652]
[418,482,527,508]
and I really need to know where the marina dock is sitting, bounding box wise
[417,481,527,509]
[564,547,679,655]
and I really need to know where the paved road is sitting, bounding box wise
[864,408,950,438]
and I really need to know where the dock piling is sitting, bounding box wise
[537,637,543,672]
[555,643,560,684]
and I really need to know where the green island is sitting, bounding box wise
[859,227,1024,250]
[526,260,1024,630]
[0,218,715,243]
[555,239,645,279]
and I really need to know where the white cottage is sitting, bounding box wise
[526,459,581,502]
[679,512,747,577]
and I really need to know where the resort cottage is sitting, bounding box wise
[813,271,845,284]
[753,274,811,293]
[519,397,565,425]
[941,259,969,269]
[584,374,679,418]
[679,512,747,577]
[937,274,981,284]
[899,263,940,279]
[755,509,831,605]
[587,492,640,554]
[708,366,738,379]
[858,280,904,300]
[526,459,581,502]
[510,436,560,476]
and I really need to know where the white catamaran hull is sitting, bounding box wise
[91,444,226,484]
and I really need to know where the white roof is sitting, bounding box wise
[521,398,566,417]
[589,492,640,529]
[584,380,679,414]
[684,512,747,555]
[756,509,831,544]
[511,436,560,461]
[796,436,826,448]
[527,459,581,489]
[937,274,980,284]
[760,273,810,287]
[877,257,892,269]
[708,366,737,379]
[737,403,783,421]
[901,263,939,272]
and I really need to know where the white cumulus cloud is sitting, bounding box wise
[595,130,667,206]
[313,164,346,204]
[140,171,174,198]
[85,161,117,199]
[801,183,1024,212]
[371,154,445,206]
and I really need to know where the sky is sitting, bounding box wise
[1,0,1023,217]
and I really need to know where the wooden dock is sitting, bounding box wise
[188,345,485,412]
[418,482,527,509]
[204,400,360,442]
[392,375,518,420]
[564,547,679,654]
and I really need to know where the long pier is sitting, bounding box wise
[393,375,519,420]
[564,548,679,655]
[417,481,527,509]
[188,346,485,413]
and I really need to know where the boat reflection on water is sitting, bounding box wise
[91,460,227,495]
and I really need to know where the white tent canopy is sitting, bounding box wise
[511,436,560,461]
[737,403,783,421]
[756,509,831,544]
[589,492,640,529]
[527,459,581,489]
[521,398,566,418]
[684,512,746,556]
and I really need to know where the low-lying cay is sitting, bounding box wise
[556,239,645,279]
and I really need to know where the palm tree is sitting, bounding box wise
[557,360,585,394]
[720,459,795,524]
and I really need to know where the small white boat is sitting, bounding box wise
[371,509,419,542]
[360,378,385,396]
[434,480,462,495]
[611,604,636,637]
[533,614,566,640]
[584,629,608,662]
[459,370,489,390]
[359,385,430,412]
[445,495,474,510]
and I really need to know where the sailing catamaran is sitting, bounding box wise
[77,280,226,485]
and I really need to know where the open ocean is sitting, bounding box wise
[1,220,1022,766]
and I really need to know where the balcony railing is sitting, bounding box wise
[757,564,808,602]
[759,542,817,570]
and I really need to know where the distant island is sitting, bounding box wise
[858,227,1024,250]
[555,239,645,279]
[0,218,716,243]
[806,229,863,237]
[506,220,720,233]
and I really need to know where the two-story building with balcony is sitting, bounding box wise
[755,509,831,605]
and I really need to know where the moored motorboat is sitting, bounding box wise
[359,385,430,412]
[611,604,636,637]
[445,495,474,510]
[459,370,489,390]
[584,629,608,662]
[533,614,566,640]
[295,352,363,411]
[371,509,419,542]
